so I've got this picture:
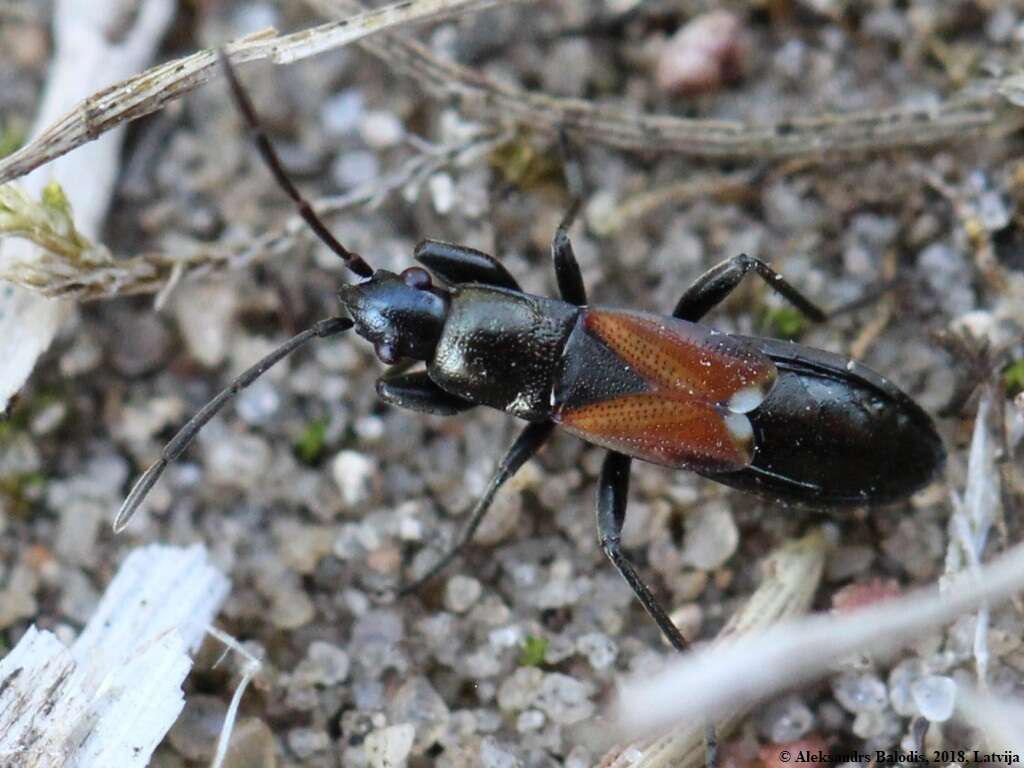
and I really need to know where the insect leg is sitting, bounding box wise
[218,49,374,279]
[376,368,476,415]
[672,253,827,323]
[597,451,690,650]
[597,450,719,768]
[113,317,353,533]
[551,130,587,306]
[397,420,554,595]
[414,240,522,291]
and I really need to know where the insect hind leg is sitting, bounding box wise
[596,450,719,768]
[673,253,827,323]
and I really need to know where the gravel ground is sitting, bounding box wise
[2,1,1024,767]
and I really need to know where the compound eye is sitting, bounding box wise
[401,266,432,290]
[374,340,399,365]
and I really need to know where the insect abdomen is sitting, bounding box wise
[705,338,946,506]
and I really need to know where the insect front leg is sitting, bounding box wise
[396,420,555,595]
[596,450,719,768]
[672,253,827,323]
[413,240,522,291]
[376,368,476,415]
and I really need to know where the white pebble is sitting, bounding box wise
[680,503,738,570]
[360,110,405,148]
[832,672,888,713]
[364,723,415,768]
[331,450,376,508]
[444,574,483,613]
[911,675,957,722]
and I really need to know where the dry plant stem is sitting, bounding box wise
[590,170,758,237]
[946,386,1000,686]
[317,0,1024,158]
[0,0,531,185]
[955,686,1024,754]
[3,3,1021,189]
[206,626,262,768]
[0,130,505,301]
[0,0,174,411]
[598,529,829,768]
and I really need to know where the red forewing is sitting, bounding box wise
[554,309,777,471]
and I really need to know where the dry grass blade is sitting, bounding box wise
[599,529,830,768]
[317,0,1024,158]
[0,0,531,186]
[955,686,1024,755]
[0,130,504,300]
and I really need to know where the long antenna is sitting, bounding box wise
[114,317,353,532]
[217,48,374,279]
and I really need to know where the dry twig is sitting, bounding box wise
[319,0,1024,158]
[0,130,505,301]
[0,0,531,185]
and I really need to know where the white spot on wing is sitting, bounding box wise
[727,385,765,414]
[724,412,753,444]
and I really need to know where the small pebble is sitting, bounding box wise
[761,695,815,743]
[497,667,543,712]
[365,723,415,768]
[428,173,455,215]
[0,564,38,629]
[516,709,545,733]
[287,727,330,759]
[825,545,876,581]
[222,718,275,768]
[58,568,99,624]
[269,589,316,630]
[321,89,365,135]
[360,110,404,148]
[293,640,350,687]
[109,311,172,376]
[444,574,483,613]
[480,736,524,768]
[204,431,272,490]
[911,675,956,722]
[331,149,378,189]
[680,503,738,570]
[168,695,227,761]
[332,450,377,508]
[832,672,888,713]
[888,658,927,716]
[173,281,237,367]
[656,11,749,96]
[235,378,281,425]
[576,632,618,671]
[534,673,596,726]
[388,676,451,746]
[832,578,901,613]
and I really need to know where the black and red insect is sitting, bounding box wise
[115,53,945,662]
